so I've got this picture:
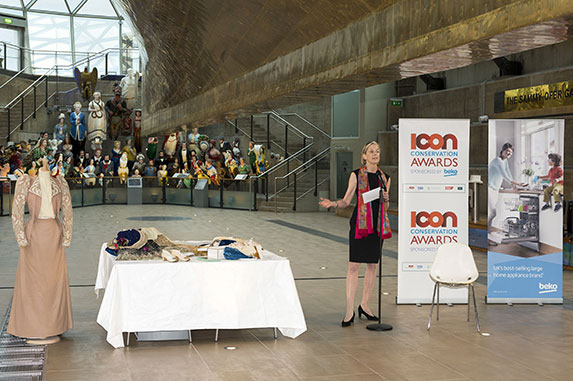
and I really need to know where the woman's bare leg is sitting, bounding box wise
[345,262,360,321]
[360,263,378,314]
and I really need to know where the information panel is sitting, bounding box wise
[397,119,470,304]
[487,119,564,303]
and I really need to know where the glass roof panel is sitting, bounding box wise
[76,0,117,17]
[0,0,23,8]
[65,0,83,13]
[29,0,69,13]
[0,6,24,17]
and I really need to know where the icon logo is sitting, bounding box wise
[411,133,458,150]
[538,283,558,294]
[411,211,458,228]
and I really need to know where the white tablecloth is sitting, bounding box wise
[95,244,307,348]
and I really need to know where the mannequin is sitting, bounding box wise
[10,157,73,344]
[87,92,107,148]
[69,102,86,157]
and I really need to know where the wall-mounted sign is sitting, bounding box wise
[499,80,573,113]
[3,17,13,24]
[391,99,403,107]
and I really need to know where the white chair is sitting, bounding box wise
[427,243,480,333]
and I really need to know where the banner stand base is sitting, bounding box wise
[485,297,563,304]
[366,323,393,331]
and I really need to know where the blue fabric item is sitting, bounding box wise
[105,247,118,256]
[223,247,251,260]
[116,229,141,246]
[218,239,237,246]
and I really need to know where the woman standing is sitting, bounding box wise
[488,143,525,229]
[319,141,391,326]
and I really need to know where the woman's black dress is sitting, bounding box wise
[349,169,389,263]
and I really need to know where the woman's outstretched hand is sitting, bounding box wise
[319,197,336,209]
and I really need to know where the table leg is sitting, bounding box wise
[273,327,278,339]
[188,330,192,343]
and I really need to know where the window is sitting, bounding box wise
[332,90,360,138]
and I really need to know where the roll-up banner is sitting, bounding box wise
[397,119,470,304]
[487,119,564,304]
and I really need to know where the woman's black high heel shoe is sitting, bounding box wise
[358,305,378,321]
[341,312,355,327]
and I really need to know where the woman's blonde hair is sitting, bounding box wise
[361,141,380,165]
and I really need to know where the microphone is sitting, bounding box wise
[376,170,386,192]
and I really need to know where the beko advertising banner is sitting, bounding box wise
[397,119,470,304]
[487,119,564,303]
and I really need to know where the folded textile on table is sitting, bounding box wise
[106,227,205,261]
[211,237,263,260]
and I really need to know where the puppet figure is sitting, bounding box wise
[74,66,98,100]
[118,153,129,184]
[163,132,178,159]
[254,144,268,175]
[147,137,158,160]
[133,109,142,152]
[224,150,238,178]
[87,91,107,147]
[119,68,140,109]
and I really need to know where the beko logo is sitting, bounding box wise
[410,133,458,150]
[538,283,558,294]
[411,211,458,228]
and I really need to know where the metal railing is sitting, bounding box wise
[277,112,331,139]
[273,147,330,211]
[1,46,141,142]
[0,41,141,76]
[0,175,255,216]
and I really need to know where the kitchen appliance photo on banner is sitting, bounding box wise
[487,119,564,303]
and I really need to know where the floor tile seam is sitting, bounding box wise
[413,329,555,380]
[308,327,390,379]
[377,331,470,379]
[246,330,304,380]
[187,342,218,378]
[331,348,388,380]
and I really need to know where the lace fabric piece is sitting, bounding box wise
[58,177,73,247]
[11,175,30,247]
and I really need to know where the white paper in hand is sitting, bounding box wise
[362,187,381,204]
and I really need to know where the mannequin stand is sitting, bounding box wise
[367,179,392,331]
[26,336,60,345]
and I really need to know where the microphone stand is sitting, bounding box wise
[367,172,393,331]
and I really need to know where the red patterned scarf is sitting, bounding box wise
[355,166,391,240]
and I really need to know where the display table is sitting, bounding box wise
[95,243,307,348]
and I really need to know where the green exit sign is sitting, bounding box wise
[4,18,13,24]
[391,99,403,107]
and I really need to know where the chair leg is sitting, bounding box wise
[273,327,278,339]
[215,329,219,342]
[467,285,471,322]
[471,284,481,333]
[427,282,438,330]
[436,283,440,321]
[126,332,130,346]
[188,330,192,343]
